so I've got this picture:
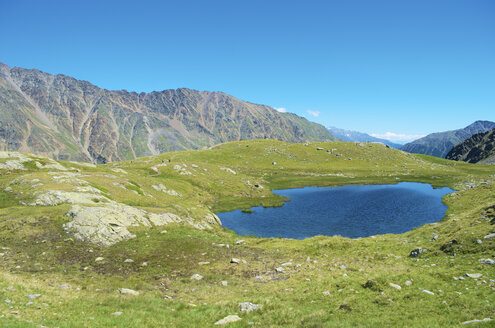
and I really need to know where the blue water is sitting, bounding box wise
[217,182,454,239]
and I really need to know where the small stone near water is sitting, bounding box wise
[214,315,242,325]
[462,318,492,325]
[230,258,241,264]
[465,273,482,279]
[190,274,203,280]
[119,288,139,296]
[389,283,401,290]
[239,302,262,313]
[112,312,123,316]
[95,257,104,262]
[27,294,41,299]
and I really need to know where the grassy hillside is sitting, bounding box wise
[0,140,494,327]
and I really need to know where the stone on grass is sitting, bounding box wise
[389,283,401,290]
[190,274,203,280]
[462,318,492,325]
[323,291,331,296]
[405,280,412,286]
[409,248,427,258]
[214,315,241,325]
[118,288,139,296]
[27,294,41,299]
[479,259,494,265]
[95,257,104,262]
[275,267,284,273]
[112,312,123,316]
[58,284,71,289]
[124,259,134,263]
[465,273,482,279]
[421,289,434,295]
[230,258,241,264]
[239,302,262,313]
[221,281,228,286]
[483,233,495,239]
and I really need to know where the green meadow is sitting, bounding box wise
[0,140,493,327]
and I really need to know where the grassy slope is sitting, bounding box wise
[0,140,494,327]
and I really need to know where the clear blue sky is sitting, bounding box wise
[1,0,494,142]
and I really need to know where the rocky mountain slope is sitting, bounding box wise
[0,63,337,163]
[327,126,402,148]
[446,128,495,164]
[400,120,495,158]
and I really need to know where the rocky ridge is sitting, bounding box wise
[0,63,337,163]
[446,128,495,164]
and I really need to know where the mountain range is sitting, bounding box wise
[446,128,495,164]
[400,120,495,158]
[327,126,402,148]
[0,63,337,163]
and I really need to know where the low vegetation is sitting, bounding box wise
[0,140,493,327]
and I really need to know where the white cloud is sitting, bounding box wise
[275,107,287,113]
[306,110,320,117]
[371,132,425,143]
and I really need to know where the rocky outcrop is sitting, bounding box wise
[0,63,337,163]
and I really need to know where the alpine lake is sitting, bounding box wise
[218,182,454,239]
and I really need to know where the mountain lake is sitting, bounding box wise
[217,182,454,239]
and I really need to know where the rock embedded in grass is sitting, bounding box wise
[118,288,139,296]
[239,302,262,313]
[190,274,203,280]
[214,315,241,325]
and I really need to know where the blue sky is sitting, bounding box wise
[1,0,494,143]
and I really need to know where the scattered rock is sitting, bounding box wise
[221,281,228,286]
[465,273,482,279]
[323,291,331,296]
[389,283,401,290]
[58,284,71,289]
[235,240,245,245]
[405,280,412,286]
[409,248,427,258]
[27,294,41,299]
[124,259,134,263]
[281,262,292,266]
[230,258,241,264]
[198,261,210,265]
[275,267,285,273]
[190,274,203,280]
[484,233,495,239]
[112,312,123,316]
[214,315,241,325]
[160,230,168,234]
[430,235,438,242]
[479,258,494,265]
[118,288,139,296]
[462,318,493,325]
[95,257,104,262]
[239,302,262,313]
[421,289,434,295]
